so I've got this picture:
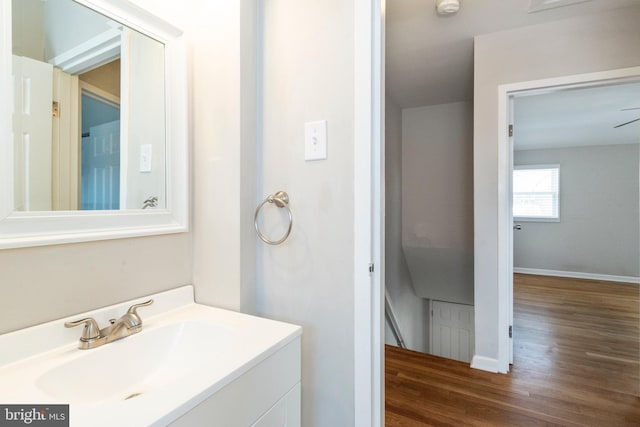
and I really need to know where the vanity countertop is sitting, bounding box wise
[0,286,302,426]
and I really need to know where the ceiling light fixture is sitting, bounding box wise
[436,0,460,16]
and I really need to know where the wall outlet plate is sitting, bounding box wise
[140,144,152,172]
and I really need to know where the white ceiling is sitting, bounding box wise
[513,82,640,150]
[386,0,640,108]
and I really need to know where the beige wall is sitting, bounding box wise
[0,234,191,334]
[79,60,120,98]
[257,0,355,424]
[11,0,45,61]
[473,6,640,364]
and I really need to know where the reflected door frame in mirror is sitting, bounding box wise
[0,0,188,248]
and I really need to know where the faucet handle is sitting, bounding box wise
[64,318,101,341]
[126,299,154,318]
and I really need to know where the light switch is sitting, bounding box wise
[140,144,152,172]
[304,120,327,161]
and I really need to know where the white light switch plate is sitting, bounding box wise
[304,120,327,161]
[140,144,152,172]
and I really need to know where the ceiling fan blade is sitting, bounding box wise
[621,107,640,111]
[614,117,640,128]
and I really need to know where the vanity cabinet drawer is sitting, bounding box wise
[251,382,300,427]
[169,337,301,427]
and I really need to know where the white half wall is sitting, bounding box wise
[384,96,428,353]
[514,144,639,278]
[473,6,640,369]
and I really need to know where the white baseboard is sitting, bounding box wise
[471,355,501,373]
[514,267,640,284]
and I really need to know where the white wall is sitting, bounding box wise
[138,0,259,311]
[473,6,640,367]
[385,96,428,352]
[402,101,474,305]
[257,0,355,425]
[125,30,166,209]
[514,144,639,278]
[140,0,258,313]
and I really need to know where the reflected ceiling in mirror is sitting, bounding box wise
[12,0,166,212]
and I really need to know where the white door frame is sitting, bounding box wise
[354,0,384,425]
[496,66,640,373]
[507,96,514,366]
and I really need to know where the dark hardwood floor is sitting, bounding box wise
[386,274,640,426]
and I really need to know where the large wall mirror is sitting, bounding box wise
[0,0,188,248]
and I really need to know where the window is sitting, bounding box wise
[513,165,560,221]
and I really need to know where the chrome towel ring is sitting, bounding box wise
[254,191,293,245]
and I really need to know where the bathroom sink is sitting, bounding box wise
[36,321,234,404]
[0,286,302,426]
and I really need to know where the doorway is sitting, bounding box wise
[80,90,121,210]
[497,67,640,372]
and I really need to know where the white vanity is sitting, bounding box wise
[0,286,302,426]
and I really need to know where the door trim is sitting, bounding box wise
[354,0,384,425]
[496,65,640,373]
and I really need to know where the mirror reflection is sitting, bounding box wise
[12,0,166,211]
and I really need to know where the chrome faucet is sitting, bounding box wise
[64,300,154,349]
[142,196,158,209]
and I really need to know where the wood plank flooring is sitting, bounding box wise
[386,274,640,426]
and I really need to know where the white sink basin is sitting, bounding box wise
[36,320,234,404]
[0,286,301,426]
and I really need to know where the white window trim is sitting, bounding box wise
[513,164,560,222]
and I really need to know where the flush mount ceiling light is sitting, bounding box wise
[436,0,460,16]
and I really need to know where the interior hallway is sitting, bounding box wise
[385,274,640,426]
